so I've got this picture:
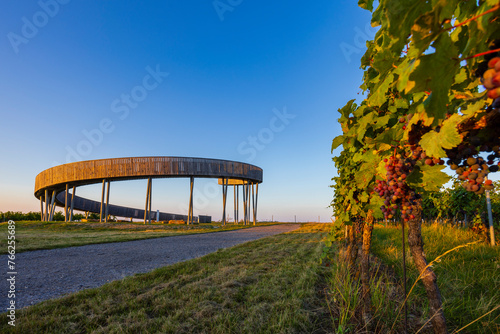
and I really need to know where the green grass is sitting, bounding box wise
[324,244,406,333]
[0,224,331,333]
[370,223,500,333]
[0,221,279,254]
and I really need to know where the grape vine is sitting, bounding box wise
[329,1,500,332]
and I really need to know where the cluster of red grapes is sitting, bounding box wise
[447,141,499,193]
[450,157,494,193]
[406,119,431,147]
[375,149,422,222]
[477,40,500,108]
[483,57,500,101]
[448,40,500,193]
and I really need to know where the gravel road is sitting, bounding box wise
[0,224,300,310]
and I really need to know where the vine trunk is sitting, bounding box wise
[408,200,447,334]
[361,210,374,327]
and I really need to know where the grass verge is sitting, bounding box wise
[324,244,407,333]
[0,221,279,254]
[370,223,500,333]
[0,223,331,333]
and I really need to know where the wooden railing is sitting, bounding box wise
[35,156,263,197]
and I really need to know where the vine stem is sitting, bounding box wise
[445,4,500,31]
[458,48,500,61]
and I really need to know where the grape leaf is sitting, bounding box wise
[367,195,384,218]
[434,0,460,23]
[406,165,423,186]
[477,1,499,32]
[408,34,459,121]
[460,98,488,117]
[453,67,467,86]
[331,135,344,152]
[358,0,374,11]
[421,164,451,192]
[338,100,356,119]
[336,211,349,224]
[411,12,441,54]
[368,73,394,107]
[375,127,403,145]
[420,113,462,158]
[406,164,450,192]
[372,47,397,75]
[353,104,369,118]
[397,58,420,93]
[357,161,378,189]
[356,112,376,141]
[358,191,369,203]
[372,114,392,129]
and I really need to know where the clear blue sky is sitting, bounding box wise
[0,0,375,222]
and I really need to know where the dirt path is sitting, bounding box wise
[0,224,300,310]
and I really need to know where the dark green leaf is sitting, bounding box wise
[358,0,374,11]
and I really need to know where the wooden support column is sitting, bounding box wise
[247,182,251,225]
[244,183,247,225]
[148,179,152,224]
[40,197,44,221]
[49,190,56,221]
[100,179,106,222]
[69,186,76,222]
[246,183,250,225]
[50,202,56,221]
[236,185,239,224]
[64,184,69,222]
[188,177,194,225]
[233,185,237,224]
[242,182,247,225]
[252,183,258,225]
[105,181,110,223]
[44,189,49,222]
[251,182,254,225]
[249,184,252,225]
[222,178,228,225]
[249,182,253,225]
[144,177,151,224]
[254,183,259,225]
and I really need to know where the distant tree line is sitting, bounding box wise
[0,211,86,222]
[420,180,500,228]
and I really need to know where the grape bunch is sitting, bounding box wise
[450,156,494,193]
[447,142,499,193]
[445,109,500,193]
[447,40,500,193]
[482,57,500,103]
[406,119,431,147]
[375,149,422,222]
[375,117,446,221]
[477,39,500,108]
